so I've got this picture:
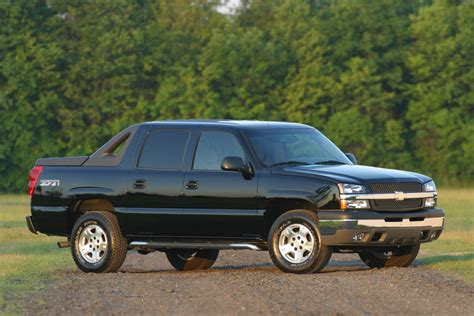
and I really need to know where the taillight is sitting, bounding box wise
[28,166,43,196]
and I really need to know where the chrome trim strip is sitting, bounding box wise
[340,192,436,200]
[128,241,262,251]
[358,217,444,228]
[319,219,358,222]
[229,243,261,250]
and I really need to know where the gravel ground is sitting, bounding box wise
[26,250,474,315]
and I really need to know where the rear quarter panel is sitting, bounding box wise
[31,166,128,236]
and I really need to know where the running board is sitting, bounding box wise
[129,241,262,251]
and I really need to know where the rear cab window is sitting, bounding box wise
[137,129,191,170]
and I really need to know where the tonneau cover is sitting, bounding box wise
[35,156,89,166]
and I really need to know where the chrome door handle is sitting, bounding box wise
[185,180,199,190]
[133,179,146,189]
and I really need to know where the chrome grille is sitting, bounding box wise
[369,183,423,211]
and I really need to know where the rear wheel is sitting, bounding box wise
[165,249,219,271]
[268,210,332,274]
[71,211,128,273]
[359,244,420,268]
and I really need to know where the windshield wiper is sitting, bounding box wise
[314,160,346,165]
[269,161,311,168]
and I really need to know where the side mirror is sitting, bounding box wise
[221,156,253,179]
[221,156,245,172]
[345,153,357,165]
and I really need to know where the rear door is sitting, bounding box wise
[181,130,260,238]
[123,128,191,236]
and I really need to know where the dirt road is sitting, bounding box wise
[26,251,473,315]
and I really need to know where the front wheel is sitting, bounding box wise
[165,249,219,271]
[268,210,332,274]
[359,244,420,268]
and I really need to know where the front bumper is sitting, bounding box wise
[319,208,444,246]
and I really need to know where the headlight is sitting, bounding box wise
[423,180,436,192]
[338,183,369,209]
[337,183,366,194]
[423,180,437,207]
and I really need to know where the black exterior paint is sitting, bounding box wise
[28,120,444,246]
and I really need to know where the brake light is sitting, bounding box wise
[27,166,43,196]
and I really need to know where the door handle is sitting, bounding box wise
[185,180,199,190]
[133,179,146,189]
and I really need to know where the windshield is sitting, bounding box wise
[245,128,352,167]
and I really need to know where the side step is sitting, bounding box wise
[129,241,263,251]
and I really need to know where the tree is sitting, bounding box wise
[406,0,474,182]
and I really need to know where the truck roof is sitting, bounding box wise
[142,119,311,130]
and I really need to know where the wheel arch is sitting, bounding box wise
[263,198,318,239]
[69,198,116,233]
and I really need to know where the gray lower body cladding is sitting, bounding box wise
[319,208,444,246]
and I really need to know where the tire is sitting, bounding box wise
[359,244,420,268]
[71,211,128,273]
[166,249,219,271]
[268,210,332,274]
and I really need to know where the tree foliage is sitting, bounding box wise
[0,0,472,192]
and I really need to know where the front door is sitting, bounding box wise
[182,130,260,239]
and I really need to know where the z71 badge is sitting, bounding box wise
[39,180,60,187]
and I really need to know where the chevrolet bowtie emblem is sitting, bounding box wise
[394,191,405,201]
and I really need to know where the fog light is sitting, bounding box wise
[341,199,369,209]
[430,232,438,240]
[353,232,366,242]
[425,197,436,208]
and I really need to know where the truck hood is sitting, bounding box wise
[272,164,431,185]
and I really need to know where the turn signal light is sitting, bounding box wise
[340,199,369,210]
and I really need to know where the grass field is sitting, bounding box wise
[418,189,474,281]
[0,195,72,313]
[1,190,473,312]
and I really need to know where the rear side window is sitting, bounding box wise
[138,130,190,170]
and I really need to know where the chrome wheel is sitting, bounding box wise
[278,223,315,264]
[78,224,108,263]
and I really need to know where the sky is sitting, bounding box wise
[216,0,241,14]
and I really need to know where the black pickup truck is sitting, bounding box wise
[26,120,444,274]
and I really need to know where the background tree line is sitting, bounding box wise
[1,0,473,192]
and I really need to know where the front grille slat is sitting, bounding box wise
[369,183,423,211]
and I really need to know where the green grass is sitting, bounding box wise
[0,195,72,314]
[0,190,473,312]
[418,189,474,282]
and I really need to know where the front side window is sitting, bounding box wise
[138,129,190,170]
[246,128,351,167]
[193,131,245,170]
